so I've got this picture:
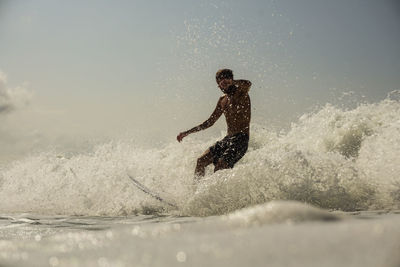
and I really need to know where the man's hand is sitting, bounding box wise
[177,132,189,142]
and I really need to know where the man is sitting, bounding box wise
[177,69,251,179]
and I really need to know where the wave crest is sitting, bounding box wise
[0,97,399,216]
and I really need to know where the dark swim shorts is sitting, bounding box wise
[209,132,249,168]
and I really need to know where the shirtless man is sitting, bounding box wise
[177,69,251,179]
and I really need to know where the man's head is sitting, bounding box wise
[216,69,234,93]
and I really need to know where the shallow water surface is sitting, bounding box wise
[1,207,400,267]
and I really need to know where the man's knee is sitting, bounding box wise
[196,157,204,166]
[214,158,229,171]
[197,155,211,167]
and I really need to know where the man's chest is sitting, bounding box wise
[222,95,248,115]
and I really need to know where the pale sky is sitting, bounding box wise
[0,0,399,155]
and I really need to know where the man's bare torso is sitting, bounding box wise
[220,88,251,136]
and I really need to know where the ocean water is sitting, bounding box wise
[1,96,400,266]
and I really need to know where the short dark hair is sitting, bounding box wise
[216,69,233,81]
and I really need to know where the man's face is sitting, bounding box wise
[217,78,233,92]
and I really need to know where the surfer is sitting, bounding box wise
[177,69,251,179]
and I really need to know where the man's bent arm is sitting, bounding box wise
[233,79,252,94]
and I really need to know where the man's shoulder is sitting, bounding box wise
[234,87,249,98]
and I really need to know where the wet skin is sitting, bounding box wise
[219,79,251,136]
[177,78,251,141]
[177,78,251,177]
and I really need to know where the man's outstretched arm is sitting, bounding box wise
[177,98,224,142]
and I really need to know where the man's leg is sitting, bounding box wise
[214,158,230,172]
[214,133,248,173]
[195,148,214,178]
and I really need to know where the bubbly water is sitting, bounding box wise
[1,96,399,216]
[1,96,400,266]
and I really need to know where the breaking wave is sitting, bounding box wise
[0,95,399,216]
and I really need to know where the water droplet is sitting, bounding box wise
[176,251,187,262]
[49,256,59,266]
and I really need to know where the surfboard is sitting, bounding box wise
[126,173,178,209]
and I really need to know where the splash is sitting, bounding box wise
[0,96,399,216]
[185,96,400,215]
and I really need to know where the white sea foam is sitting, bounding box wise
[0,96,399,216]
[223,201,340,227]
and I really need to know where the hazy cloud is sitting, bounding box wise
[0,71,32,114]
